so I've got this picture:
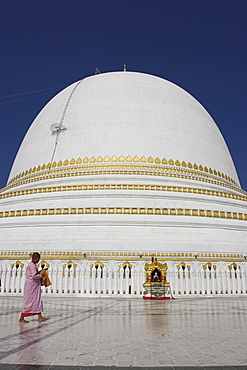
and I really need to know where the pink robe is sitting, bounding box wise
[22,261,43,315]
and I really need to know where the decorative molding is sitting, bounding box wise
[62,260,77,278]
[38,260,50,269]
[11,260,24,269]
[203,262,217,279]
[177,262,191,279]
[2,167,246,198]
[0,206,246,221]
[0,251,245,262]
[1,183,246,202]
[5,155,239,189]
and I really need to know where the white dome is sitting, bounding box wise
[8,71,239,186]
[1,70,246,260]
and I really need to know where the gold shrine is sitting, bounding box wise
[143,257,172,299]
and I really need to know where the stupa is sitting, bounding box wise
[0,70,246,297]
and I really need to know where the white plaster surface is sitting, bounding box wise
[8,72,239,184]
[1,296,247,367]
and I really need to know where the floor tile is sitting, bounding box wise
[0,296,247,367]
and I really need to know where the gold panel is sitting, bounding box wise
[162,208,168,215]
[133,155,139,162]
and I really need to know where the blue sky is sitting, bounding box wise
[0,0,246,190]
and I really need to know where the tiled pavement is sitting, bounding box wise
[1,296,247,368]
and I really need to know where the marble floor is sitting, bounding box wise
[0,296,247,368]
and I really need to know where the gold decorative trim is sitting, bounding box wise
[177,262,191,279]
[38,260,50,269]
[203,262,217,278]
[5,155,239,189]
[228,262,241,279]
[1,183,246,202]
[0,253,246,264]
[90,261,105,269]
[228,262,240,270]
[0,251,245,260]
[90,261,105,278]
[0,206,246,220]
[118,261,133,278]
[119,261,133,269]
[11,260,24,269]
[2,166,244,197]
[10,260,25,277]
[62,260,77,278]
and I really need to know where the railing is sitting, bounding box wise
[0,260,246,297]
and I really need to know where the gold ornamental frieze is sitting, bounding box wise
[5,154,239,190]
[0,250,245,262]
[0,206,247,220]
[1,182,247,202]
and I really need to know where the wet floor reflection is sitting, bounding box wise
[0,296,247,366]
